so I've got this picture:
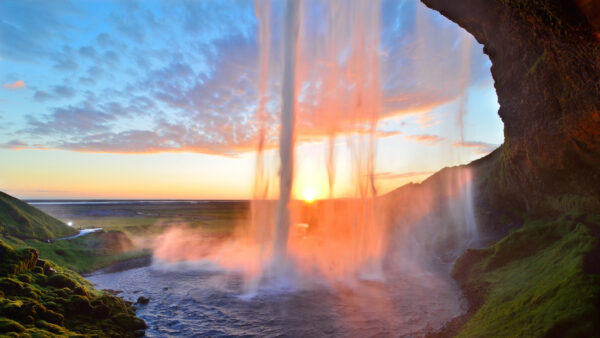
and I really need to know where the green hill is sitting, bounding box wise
[0,192,77,240]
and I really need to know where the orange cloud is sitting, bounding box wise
[375,171,434,180]
[453,141,499,154]
[404,134,444,145]
[3,80,26,89]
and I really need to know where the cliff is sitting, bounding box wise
[417,0,600,335]
[421,0,600,216]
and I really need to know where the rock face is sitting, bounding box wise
[421,0,600,215]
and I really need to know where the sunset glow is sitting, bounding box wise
[0,0,503,200]
[302,187,317,203]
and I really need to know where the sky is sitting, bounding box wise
[0,0,503,200]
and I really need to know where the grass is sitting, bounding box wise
[3,232,151,274]
[0,192,76,239]
[453,213,600,337]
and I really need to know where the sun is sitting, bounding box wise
[302,187,317,203]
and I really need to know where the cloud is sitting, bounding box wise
[33,90,52,102]
[375,171,434,180]
[33,85,77,102]
[405,134,444,145]
[3,80,26,89]
[453,140,499,154]
[2,0,497,157]
[0,139,30,150]
[78,46,99,60]
[25,102,117,135]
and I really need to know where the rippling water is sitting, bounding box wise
[87,263,465,337]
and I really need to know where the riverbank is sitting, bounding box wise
[84,255,153,276]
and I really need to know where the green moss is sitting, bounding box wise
[454,214,600,337]
[0,239,146,337]
[0,318,25,334]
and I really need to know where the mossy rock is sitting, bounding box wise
[0,241,38,276]
[0,277,25,295]
[39,308,64,326]
[0,318,25,333]
[35,319,68,335]
[47,273,78,289]
[66,295,93,315]
[0,239,146,336]
[111,313,147,331]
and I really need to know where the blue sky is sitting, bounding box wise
[0,0,503,199]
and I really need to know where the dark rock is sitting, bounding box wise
[136,296,150,305]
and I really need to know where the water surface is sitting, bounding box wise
[88,263,464,337]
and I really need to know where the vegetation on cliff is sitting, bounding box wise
[0,239,146,337]
[452,213,600,337]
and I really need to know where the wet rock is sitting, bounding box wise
[103,288,122,295]
[136,296,150,305]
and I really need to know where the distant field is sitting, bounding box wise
[30,200,251,236]
[1,200,251,273]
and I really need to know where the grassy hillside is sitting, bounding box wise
[3,231,150,274]
[0,239,146,336]
[0,192,77,239]
[0,191,149,273]
[435,213,600,337]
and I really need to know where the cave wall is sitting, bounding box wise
[421,0,600,215]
